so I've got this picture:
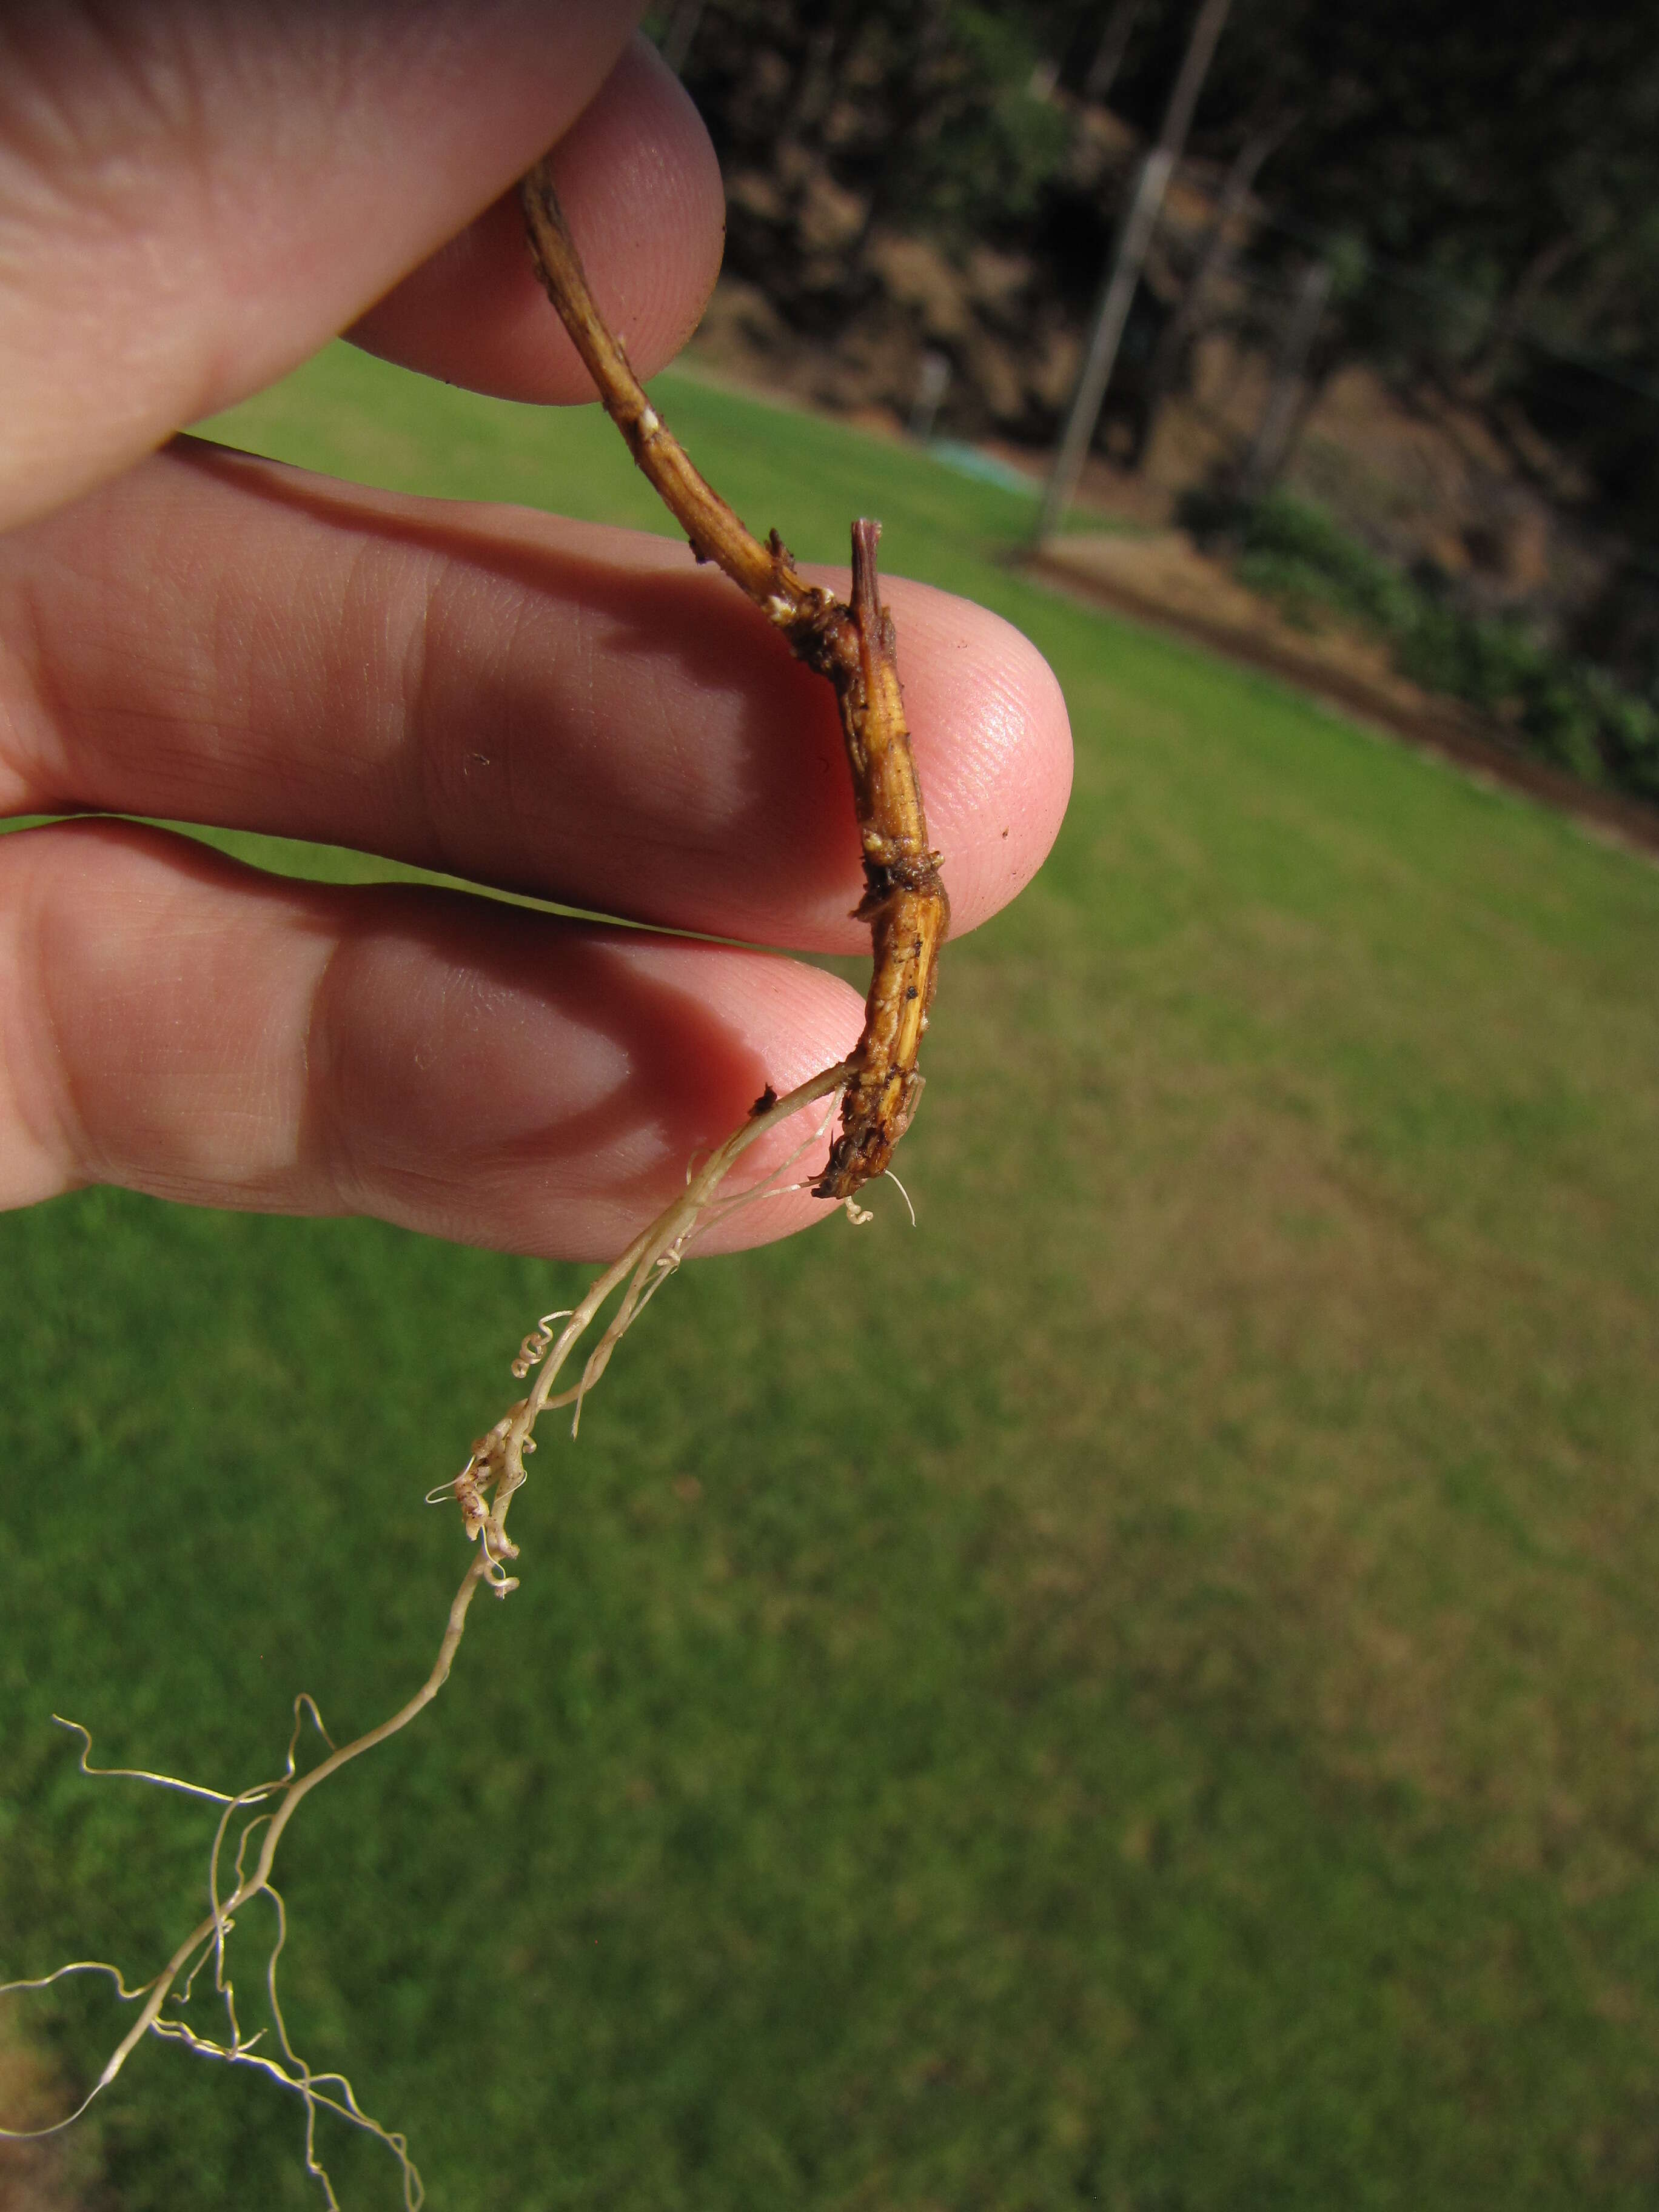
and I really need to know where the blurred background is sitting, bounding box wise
[671,0,1659,819]
[4,4,1659,2207]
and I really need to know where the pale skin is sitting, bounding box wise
[0,2,1073,1264]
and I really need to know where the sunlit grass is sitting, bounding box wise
[2,342,1658,2208]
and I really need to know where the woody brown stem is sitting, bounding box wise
[520,159,948,1199]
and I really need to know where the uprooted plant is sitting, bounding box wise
[0,158,948,2208]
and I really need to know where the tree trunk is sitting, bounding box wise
[1037,0,1236,541]
[848,0,953,265]
[1466,231,1580,392]
[1084,0,1143,106]
[1133,109,1296,467]
[782,3,864,152]
[660,0,707,76]
[1238,254,1333,501]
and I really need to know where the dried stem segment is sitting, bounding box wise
[520,160,948,1198]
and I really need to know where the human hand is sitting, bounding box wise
[0,1,1071,1258]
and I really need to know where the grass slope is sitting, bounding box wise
[2,344,1658,2210]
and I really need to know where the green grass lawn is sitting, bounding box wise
[4,344,1659,2210]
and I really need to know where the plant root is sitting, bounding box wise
[3,159,949,2212]
[0,1065,859,2207]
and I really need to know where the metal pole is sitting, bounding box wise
[1036,0,1235,543]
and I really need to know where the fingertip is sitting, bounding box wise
[814,575,1073,944]
[598,937,864,1257]
[913,590,1073,938]
[347,35,725,401]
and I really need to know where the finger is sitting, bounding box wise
[0,442,1073,952]
[0,820,863,1256]
[0,3,722,532]
[347,36,725,404]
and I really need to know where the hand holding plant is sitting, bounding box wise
[0,7,1070,2200]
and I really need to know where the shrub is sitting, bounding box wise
[1195,489,1659,808]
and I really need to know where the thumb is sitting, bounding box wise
[0,2,717,532]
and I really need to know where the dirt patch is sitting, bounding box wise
[1030,528,1659,863]
[0,2022,94,2212]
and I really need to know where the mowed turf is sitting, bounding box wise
[3,343,1658,2211]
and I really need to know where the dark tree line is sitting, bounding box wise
[660,1,1659,549]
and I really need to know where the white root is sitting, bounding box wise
[1,1057,859,2210]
